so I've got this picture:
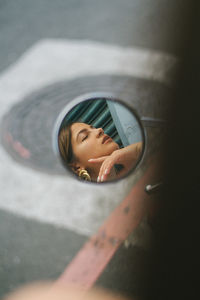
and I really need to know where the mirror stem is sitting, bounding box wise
[141,116,166,127]
[145,182,163,194]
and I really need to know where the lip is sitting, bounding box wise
[102,135,112,144]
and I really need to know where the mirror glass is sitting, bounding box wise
[54,95,145,183]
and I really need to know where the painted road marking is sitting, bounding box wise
[55,159,157,288]
[0,39,177,236]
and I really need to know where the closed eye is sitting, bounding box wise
[81,131,90,141]
[82,126,94,141]
[77,125,94,142]
[82,134,88,141]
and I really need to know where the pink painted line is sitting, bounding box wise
[13,141,31,158]
[4,132,31,159]
[55,162,157,289]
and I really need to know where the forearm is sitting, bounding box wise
[119,141,143,166]
[89,141,143,182]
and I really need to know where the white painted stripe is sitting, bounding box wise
[0,39,178,236]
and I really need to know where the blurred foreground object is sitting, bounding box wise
[2,282,129,300]
[147,1,200,300]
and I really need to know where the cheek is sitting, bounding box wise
[96,142,119,157]
[80,142,103,160]
[75,142,95,162]
[74,140,119,163]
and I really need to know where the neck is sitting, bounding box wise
[87,163,102,182]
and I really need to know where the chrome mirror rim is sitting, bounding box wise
[52,92,147,183]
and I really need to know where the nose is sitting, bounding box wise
[95,127,104,137]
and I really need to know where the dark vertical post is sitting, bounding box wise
[147,1,200,300]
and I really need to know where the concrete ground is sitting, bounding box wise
[0,0,190,298]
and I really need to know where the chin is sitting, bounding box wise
[99,141,119,156]
[113,141,120,150]
[109,141,119,153]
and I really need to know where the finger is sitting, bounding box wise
[88,156,108,163]
[100,165,112,181]
[101,165,117,182]
[97,161,108,182]
[99,160,114,182]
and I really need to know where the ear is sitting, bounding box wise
[69,162,85,176]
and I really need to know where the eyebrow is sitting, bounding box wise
[76,125,93,141]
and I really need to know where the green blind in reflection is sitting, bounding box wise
[62,99,122,147]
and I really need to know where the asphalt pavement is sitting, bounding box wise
[0,0,191,298]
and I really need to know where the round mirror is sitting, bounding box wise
[53,93,145,183]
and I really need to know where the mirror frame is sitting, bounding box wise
[52,92,147,183]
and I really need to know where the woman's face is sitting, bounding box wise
[70,123,119,169]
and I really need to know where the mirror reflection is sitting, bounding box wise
[57,97,144,183]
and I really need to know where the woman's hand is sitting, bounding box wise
[88,142,143,182]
